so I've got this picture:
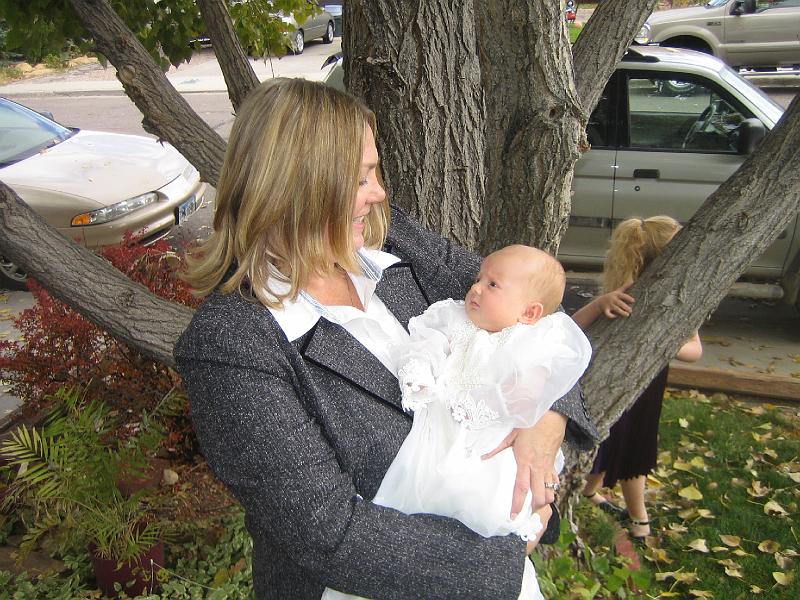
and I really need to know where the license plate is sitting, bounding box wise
[177,194,199,225]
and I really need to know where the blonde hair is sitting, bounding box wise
[528,250,566,315]
[603,216,680,293]
[183,78,389,306]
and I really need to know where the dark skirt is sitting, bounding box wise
[590,367,669,488]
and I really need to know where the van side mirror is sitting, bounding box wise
[737,118,766,155]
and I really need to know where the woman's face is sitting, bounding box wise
[352,126,385,249]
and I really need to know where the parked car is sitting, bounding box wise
[634,0,800,69]
[323,1,343,37]
[0,97,207,289]
[324,46,800,307]
[283,6,335,54]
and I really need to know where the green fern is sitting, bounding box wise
[0,385,167,564]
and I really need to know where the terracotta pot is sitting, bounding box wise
[89,540,165,598]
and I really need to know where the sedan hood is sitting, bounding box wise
[0,130,187,207]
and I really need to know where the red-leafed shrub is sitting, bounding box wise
[0,235,199,454]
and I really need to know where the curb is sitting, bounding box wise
[668,363,800,402]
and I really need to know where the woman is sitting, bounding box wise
[175,78,596,599]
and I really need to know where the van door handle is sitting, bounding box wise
[633,169,660,179]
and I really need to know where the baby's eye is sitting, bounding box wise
[488,281,498,288]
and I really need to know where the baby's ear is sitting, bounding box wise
[519,302,544,325]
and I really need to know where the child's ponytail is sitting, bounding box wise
[602,216,680,293]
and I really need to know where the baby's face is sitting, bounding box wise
[465,251,540,333]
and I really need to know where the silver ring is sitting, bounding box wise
[544,482,561,492]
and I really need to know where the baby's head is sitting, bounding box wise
[465,245,566,333]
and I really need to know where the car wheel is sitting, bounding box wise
[657,79,698,96]
[292,30,304,54]
[323,21,334,44]
[0,256,28,291]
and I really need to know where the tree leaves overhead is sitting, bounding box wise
[0,0,310,67]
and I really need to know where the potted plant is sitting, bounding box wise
[0,385,169,598]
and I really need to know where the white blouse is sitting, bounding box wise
[267,249,410,372]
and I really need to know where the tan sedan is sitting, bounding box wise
[0,97,207,289]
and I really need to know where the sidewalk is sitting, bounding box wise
[0,39,341,96]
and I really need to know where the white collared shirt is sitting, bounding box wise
[267,248,411,374]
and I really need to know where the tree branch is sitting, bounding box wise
[197,0,259,112]
[67,0,226,186]
[582,95,800,439]
[572,0,658,114]
[0,182,193,367]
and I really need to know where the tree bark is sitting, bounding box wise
[475,1,582,254]
[0,182,191,367]
[572,0,658,113]
[197,0,260,112]
[67,0,226,187]
[343,0,487,249]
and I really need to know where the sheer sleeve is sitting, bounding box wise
[393,299,466,412]
[466,313,592,429]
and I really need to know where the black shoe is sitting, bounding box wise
[584,491,625,518]
[539,503,560,545]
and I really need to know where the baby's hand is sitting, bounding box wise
[597,285,634,319]
[397,358,436,412]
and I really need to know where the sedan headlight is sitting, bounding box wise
[634,23,652,45]
[71,192,158,226]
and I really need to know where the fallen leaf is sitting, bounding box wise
[786,472,800,483]
[679,418,689,428]
[748,481,770,498]
[673,459,694,473]
[688,591,713,598]
[679,485,704,501]
[764,500,788,516]
[773,571,793,586]
[719,535,741,547]
[758,540,780,553]
[687,538,710,553]
[750,585,764,594]
[732,548,753,557]
[775,553,793,569]
[711,546,729,553]
[689,456,707,469]
[762,448,778,460]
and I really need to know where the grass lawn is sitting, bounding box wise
[553,388,800,598]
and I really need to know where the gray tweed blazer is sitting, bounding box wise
[174,207,597,600]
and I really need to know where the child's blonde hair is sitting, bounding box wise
[603,216,680,293]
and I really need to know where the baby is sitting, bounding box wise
[324,245,592,600]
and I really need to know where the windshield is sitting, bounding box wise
[705,0,730,7]
[0,99,74,167]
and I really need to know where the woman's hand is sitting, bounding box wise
[482,411,567,516]
[526,504,553,554]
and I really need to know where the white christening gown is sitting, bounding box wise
[322,299,592,600]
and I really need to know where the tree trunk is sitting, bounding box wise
[572,0,658,112]
[197,0,259,112]
[0,183,191,367]
[67,0,226,187]
[475,1,582,255]
[343,0,487,249]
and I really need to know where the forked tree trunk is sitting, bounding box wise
[0,1,798,510]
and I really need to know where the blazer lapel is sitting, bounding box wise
[375,262,430,330]
[298,262,431,412]
[299,319,404,411]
